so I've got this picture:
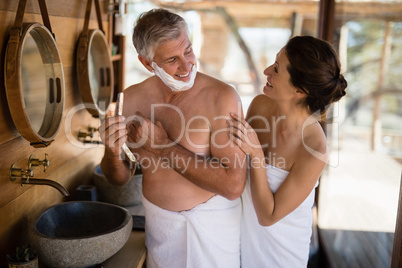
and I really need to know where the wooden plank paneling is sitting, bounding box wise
[0,113,103,206]
[0,1,111,266]
[0,146,104,263]
[0,0,109,20]
[0,7,110,144]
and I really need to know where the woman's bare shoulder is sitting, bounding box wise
[246,94,275,119]
[301,120,328,156]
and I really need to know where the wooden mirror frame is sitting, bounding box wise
[4,22,65,148]
[76,0,114,118]
[77,29,114,118]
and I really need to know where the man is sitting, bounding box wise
[99,8,247,267]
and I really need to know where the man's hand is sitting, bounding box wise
[98,115,128,157]
[126,111,172,159]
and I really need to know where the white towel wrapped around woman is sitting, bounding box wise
[143,194,242,268]
[241,164,318,268]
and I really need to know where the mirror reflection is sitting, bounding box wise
[88,31,113,114]
[21,30,47,132]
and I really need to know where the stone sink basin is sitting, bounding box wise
[30,201,133,268]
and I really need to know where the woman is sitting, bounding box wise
[229,36,347,267]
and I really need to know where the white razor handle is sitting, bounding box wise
[116,92,137,162]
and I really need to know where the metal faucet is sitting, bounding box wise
[77,126,103,144]
[21,177,70,196]
[29,153,50,172]
[10,154,70,196]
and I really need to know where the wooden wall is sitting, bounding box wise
[0,0,110,265]
[199,13,230,75]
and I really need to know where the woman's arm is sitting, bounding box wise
[252,146,325,226]
[229,112,327,226]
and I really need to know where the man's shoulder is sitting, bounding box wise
[196,72,238,97]
[197,72,233,89]
[127,76,155,88]
[193,74,241,116]
[125,77,155,95]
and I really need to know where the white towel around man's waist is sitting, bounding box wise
[142,194,242,268]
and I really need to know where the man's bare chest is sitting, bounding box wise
[147,103,212,153]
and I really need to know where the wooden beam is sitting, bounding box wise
[216,7,261,95]
[318,0,335,42]
[291,12,303,37]
[371,21,392,151]
[153,1,402,24]
[391,174,402,268]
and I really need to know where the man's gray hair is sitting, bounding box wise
[133,8,189,61]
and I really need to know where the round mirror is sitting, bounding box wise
[5,23,65,147]
[77,29,114,118]
[21,32,47,132]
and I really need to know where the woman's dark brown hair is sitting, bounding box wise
[285,36,347,114]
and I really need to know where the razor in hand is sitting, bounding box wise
[115,92,137,163]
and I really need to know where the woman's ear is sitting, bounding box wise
[295,88,307,97]
[138,55,154,72]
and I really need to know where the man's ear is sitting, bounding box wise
[138,55,154,72]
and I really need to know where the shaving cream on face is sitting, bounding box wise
[151,62,197,92]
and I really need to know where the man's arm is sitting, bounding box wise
[127,91,247,200]
[99,115,135,186]
[163,132,247,200]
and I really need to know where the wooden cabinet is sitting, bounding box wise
[108,3,127,101]
[111,35,126,101]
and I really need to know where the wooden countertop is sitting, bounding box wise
[103,230,146,268]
